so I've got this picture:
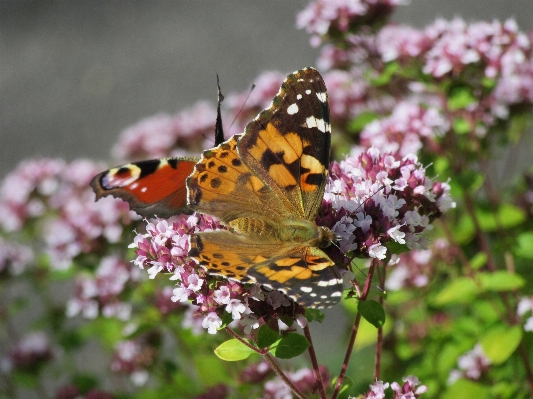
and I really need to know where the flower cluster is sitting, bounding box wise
[111,333,161,386]
[130,215,255,334]
[323,68,395,123]
[323,147,454,263]
[448,344,491,384]
[0,237,33,276]
[359,100,449,158]
[111,101,219,161]
[297,0,406,47]
[360,376,428,399]
[0,159,136,270]
[66,256,141,320]
[130,215,309,334]
[386,239,452,291]
[6,332,53,372]
[303,13,533,159]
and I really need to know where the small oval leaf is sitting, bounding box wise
[257,325,279,349]
[214,339,256,361]
[270,333,309,359]
[305,308,325,323]
[480,325,522,365]
[431,277,480,306]
[358,300,385,328]
[478,271,525,292]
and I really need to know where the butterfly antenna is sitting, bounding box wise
[229,83,256,131]
[201,74,226,146]
[330,235,386,293]
[214,74,225,146]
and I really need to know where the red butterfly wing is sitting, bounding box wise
[91,157,199,218]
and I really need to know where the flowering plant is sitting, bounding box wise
[2,1,533,398]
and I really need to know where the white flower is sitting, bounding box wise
[171,286,191,303]
[387,225,406,244]
[202,312,223,334]
[214,286,231,305]
[226,299,247,320]
[369,243,387,260]
[186,274,204,292]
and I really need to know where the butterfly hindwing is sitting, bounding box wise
[91,157,199,218]
[189,232,341,308]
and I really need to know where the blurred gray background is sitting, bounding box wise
[1,0,533,179]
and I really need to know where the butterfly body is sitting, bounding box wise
[187,68,343,308]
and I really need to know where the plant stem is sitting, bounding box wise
[263,352,307,399]
[374,264,386,380]
[331,260,376,399]
[303,323,326,399]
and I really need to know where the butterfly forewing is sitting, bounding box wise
[238,68,331,221]
[187,135,290,223]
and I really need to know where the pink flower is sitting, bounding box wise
[112,101,218,160]
[297,0,406,46]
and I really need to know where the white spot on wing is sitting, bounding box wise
[305,89,311,95]
[317,278,342,287]
[316,92,327,103]
[300,286,313,293]
[297,94,302,100]
[305,116,330,133]
[141,187,147,193]
[287,103,299,115]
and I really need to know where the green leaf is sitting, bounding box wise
[348,111,380,132]
[331,376,353,396]
[431,277,480,306]
[478,271,525,292]
[453,117,471,134]
[305,308,325,323]
[515,232,533,259]
[370,61,400,86]
[72,374,98,392]
[481,76,496,89]
[469,252,487,269]
[214,339,256,361]
[270,333,309,359]
[256,325,279,349]
[358,300,385,328]
[447,86,477,110]
[443,379,490,399]
[385,241,409,256]
[220,310,234,328]
[480,325,522,364]
[477,203,526,232]
[455,170,485,193]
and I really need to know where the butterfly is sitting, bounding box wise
[186,68,343,308]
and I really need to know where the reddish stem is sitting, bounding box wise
[303,323,327,399]
[331,260,376,399]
